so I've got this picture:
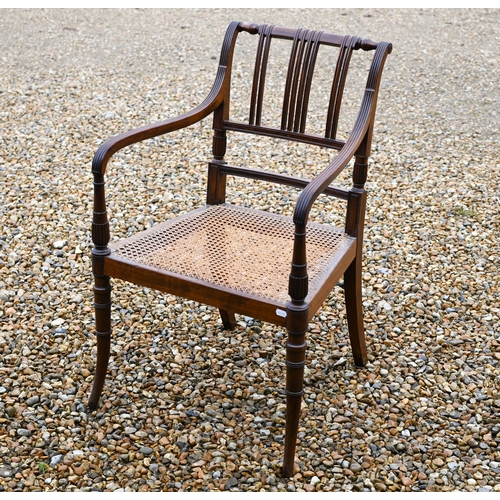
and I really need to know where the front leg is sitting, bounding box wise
[88,172,112,411]
[282,302,308,478]
[88,274,112,410]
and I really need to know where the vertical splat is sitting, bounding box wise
[325,35,359,140]
[281,29,323,133]
[249,24,274,126]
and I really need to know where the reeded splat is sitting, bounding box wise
[281,28,323,134]
[249,24,274,126]
[325,35,359,140]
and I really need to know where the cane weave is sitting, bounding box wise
[111,204,352,304]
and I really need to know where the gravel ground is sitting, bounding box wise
[0,8,499,492]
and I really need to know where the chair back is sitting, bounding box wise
[214,22,392,155]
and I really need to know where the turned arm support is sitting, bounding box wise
[287,94,373,303]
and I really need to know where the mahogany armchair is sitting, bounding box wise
[88,21,392,477]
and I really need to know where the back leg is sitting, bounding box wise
[219,309,237,330]
[344,257,368,366]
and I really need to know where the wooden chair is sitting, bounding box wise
[88,21,392,477]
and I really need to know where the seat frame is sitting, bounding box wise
[88,21,392,477]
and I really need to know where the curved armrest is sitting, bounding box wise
[293,41,392,228]
[293,92,372,227]
[288,93,374,303]
[288,41,392,303]
[92,66,227,176]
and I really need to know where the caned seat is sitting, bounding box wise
[106,204,356,315]
[88,21,392,477]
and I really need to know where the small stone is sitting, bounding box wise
[350,462,362,473]
[72,466,84,476]
[26,395,40,407]
[0,466,14,478]
[226,477,239,489]
[53,240,67,249]
[6,407,17,418]
[50,455,64,466]
[379,300,392,311]
[334,357,347,367]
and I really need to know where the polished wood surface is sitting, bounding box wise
[88,21,392,478]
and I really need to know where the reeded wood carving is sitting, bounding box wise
[281,28,323,133]
[249,24,274,126]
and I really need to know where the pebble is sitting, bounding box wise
[53,240,67,249]
[5,407,17,418]
[350,463,362,473]
[50,455,64,466]
[0,467,14,479]
[0,7,499,494]
[26,396,40,407]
